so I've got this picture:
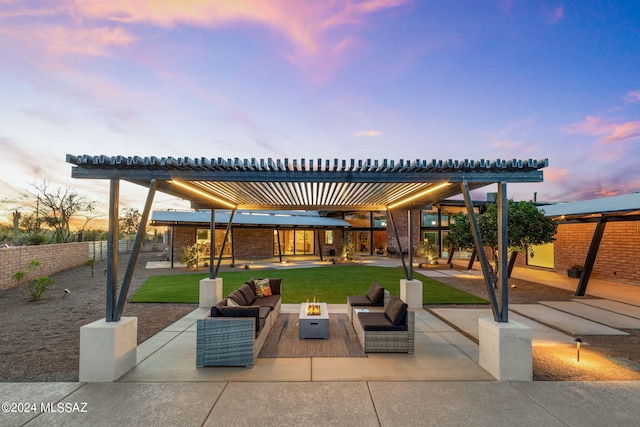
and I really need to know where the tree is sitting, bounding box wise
[19,212,47,245]
[478,199,557,279]
[22,181,96,243]
[119,208,142,236]
[415,240,439,265]
[445,200,557,281]
[444,212,476,265]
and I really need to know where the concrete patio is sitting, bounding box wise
[3,260,640,426]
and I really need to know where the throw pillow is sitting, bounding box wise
[254,278,272,297]
[384,295,408,325]
[239,283,256,305]
[268,278,282,295]
[228,289,246,306]
[227,297,239,307]
[366,282,384,304]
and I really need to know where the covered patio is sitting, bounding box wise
[66,155,548,381]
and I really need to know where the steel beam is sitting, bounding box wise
[316,229,324,261]
[575,217,607,296]
[106,179,119,322]
[407,209,414,281]
[461,182,501,321]
[388,210,409,279]
[497,182,508,322]
[209,209,215,279]
[114,180,158,320]
[276,227,282,263]
[214,209,235,277]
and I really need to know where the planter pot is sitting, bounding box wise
[567,269,582,279]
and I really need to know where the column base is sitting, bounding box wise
[479,317,532,381]
[200,277,223,308]
[79,317,137,382]
[400,279,423,309]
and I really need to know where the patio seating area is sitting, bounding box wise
[119,303,493,382]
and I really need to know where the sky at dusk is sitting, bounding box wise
[1,0,640,224]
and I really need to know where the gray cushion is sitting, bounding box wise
[366,282,384,304]
[384,295,408,325]
[239,284,256,305]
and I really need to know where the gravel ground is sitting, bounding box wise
[1,256,639,382]
[431,273,640,381]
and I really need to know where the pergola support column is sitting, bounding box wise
[80,178,139,381]
[400,209,422,309]
[200,209,222,308]
[575,217,607,296]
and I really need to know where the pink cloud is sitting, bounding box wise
[548,6,564,24]
[74,0,409,57]
[565,115,640,145]
[1,0,410,82]
[543,168,569,183]
[354,130,381,137]
[623,90,640,103]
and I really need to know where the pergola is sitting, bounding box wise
[67,155,548,325]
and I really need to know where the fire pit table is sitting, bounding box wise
[299,302,329,339]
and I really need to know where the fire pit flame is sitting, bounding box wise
[306,297,321,316]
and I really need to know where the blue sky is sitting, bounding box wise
[1,0,639,222]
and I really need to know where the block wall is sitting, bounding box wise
[0,242,90,290]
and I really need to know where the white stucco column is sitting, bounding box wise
[200,277,223,308]
[479,317,532,381]
[79,317,137,382]
[400,279,423,309]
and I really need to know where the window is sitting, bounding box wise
[421,209,438,227]
[325,230,334,244]
[373,211,387,228]
[344,212,371,227]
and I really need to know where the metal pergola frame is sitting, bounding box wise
[67,155,547,323]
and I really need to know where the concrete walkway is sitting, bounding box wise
[3,380,640,426]
[3,259,640,426]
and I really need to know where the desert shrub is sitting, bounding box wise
[28,276,54,302]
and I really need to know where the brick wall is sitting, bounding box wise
[0,242,90,290]
[233,228,274,258]
[385,209,421,253]
[553,221,639,285]
[171,227,197,260]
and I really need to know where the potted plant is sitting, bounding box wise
[567,264,583,278]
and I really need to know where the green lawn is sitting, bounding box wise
[130,265,487,305]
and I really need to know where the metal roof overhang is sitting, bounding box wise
[151,209,352,227]
[540,193,640,223]
[66,155,548,211]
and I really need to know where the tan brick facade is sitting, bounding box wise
[0,242,90,290]
[553,221,639,285]
[385,209,421,254]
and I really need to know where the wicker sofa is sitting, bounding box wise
[352,294,415,353]
[196,278,281,368]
